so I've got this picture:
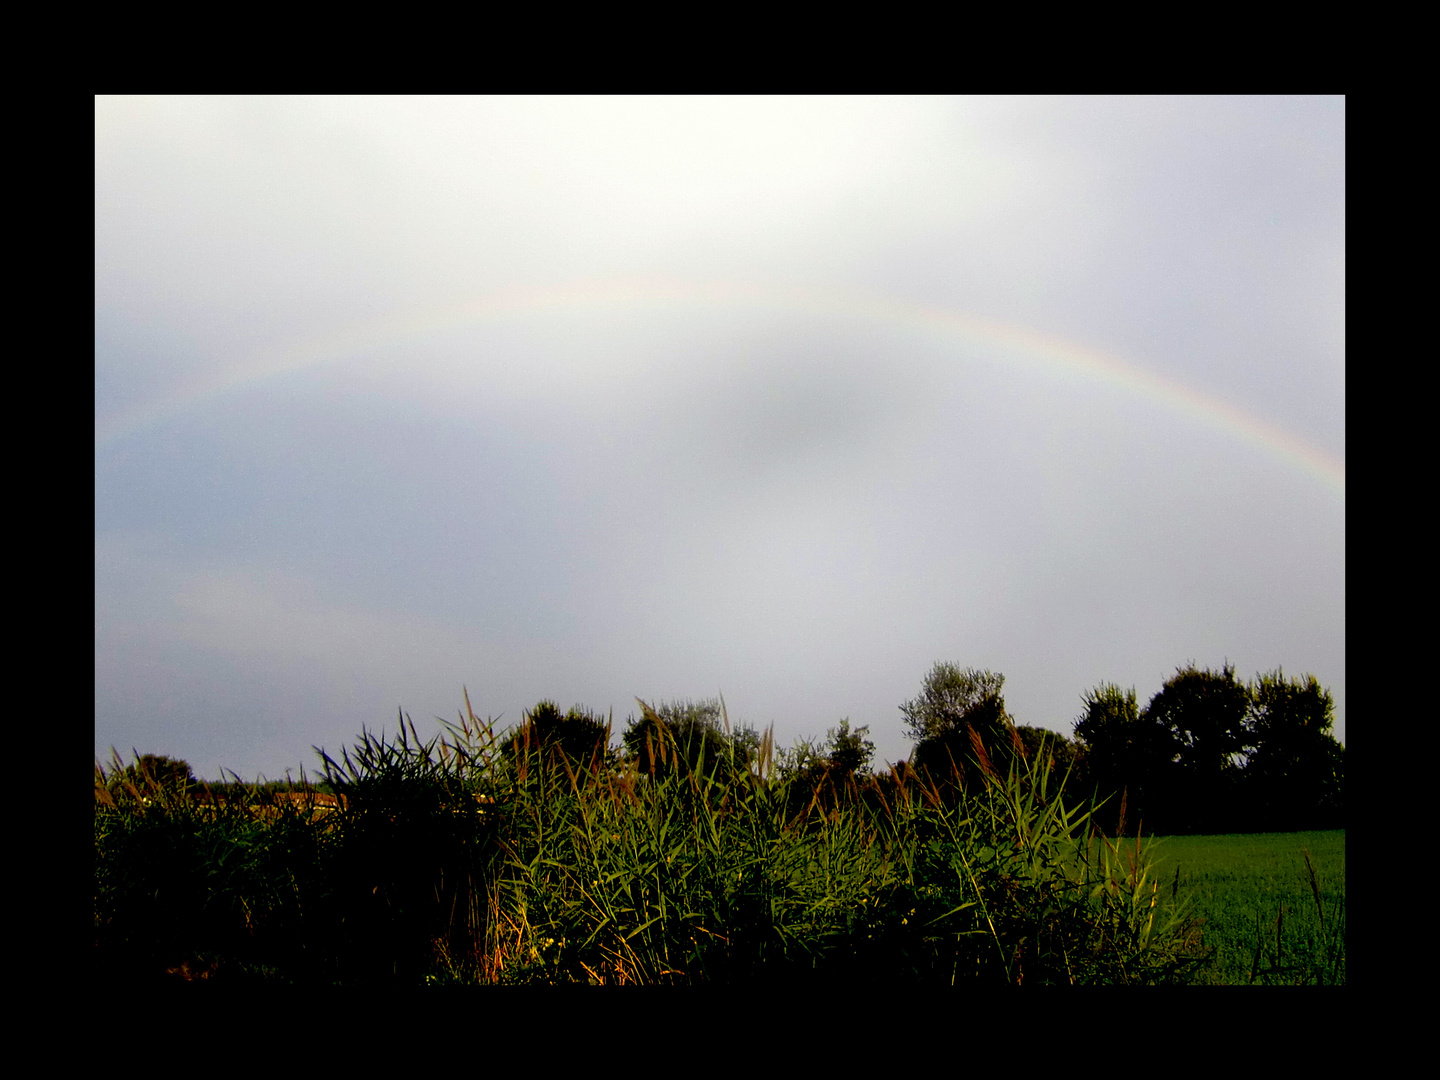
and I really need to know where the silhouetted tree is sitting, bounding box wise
[103,753,197,803]
[1072,683,1174,835]
[825,719,876,777]
[141,754,195,789]
[1143,663,1251,833]
[903,664,1016,794]
[1075,666,1345,835]
[1242,669,1344,830]
[1013,725,1082,799]
[504,701,614,780]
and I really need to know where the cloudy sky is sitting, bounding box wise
[95,96,1345,780]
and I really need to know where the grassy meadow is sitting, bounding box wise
[1134,831,1345,985]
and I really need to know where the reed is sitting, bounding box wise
[94,696,1209,985]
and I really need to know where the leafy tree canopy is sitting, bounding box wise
[122,753,196,791]
[1073,683,1140,756]
[1244,668,1344,829]
[1248,668,1336,750]
[902,664,1017,789]
[1072,664,1344,834]
[503,700,614,773]
[825,719,876,777]
[900,663,1011,746]
[779,719,876,782]
[1143,662,1251,781]
[622,698,741,777]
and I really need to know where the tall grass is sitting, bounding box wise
[94,749,340,982]
[94,698,1208,985]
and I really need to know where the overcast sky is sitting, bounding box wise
[95,96,1344,780]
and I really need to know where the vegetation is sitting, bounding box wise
[1139,831,1345,985]
[902,665,1016,792]
[502,700,616,780]
[1071,664,1344,835]
[99,753,197,801]
[620,697,749,781]
[95,700,1205,985]
[94,660,1344,986]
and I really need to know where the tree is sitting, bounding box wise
[142,754,195,788]
[1146,663,1251,778]
[622,698,740,778]
[902,664,1015,788]
[1012,725,1081,778]
[503,701,614,778]
[1073,665,1344,835]
[824,719,876,777]
[776,719,878,818]
[1072,683,1169,834]
[103,753,197,801]
[777,719,876,782]
[901,664,1009,744]
[1243,669,1344,830]
[1142,663,1251,832]
[1072,683,1141,768]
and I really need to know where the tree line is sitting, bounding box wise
[468,659,1343,836]
[116,659,1342,837]
[892,660,1342,835]
[1069,663,1343,834]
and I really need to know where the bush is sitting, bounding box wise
[621,697,748,780]
[502,700,616,784]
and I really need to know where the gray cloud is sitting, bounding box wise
[96,96,1344,778]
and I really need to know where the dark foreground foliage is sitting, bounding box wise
[95,700,1208,987]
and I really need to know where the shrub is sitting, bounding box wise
[621,697,748,781]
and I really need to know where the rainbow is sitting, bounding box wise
[94,276,1344,497]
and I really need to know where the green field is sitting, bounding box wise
[1139,830,1345,985]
